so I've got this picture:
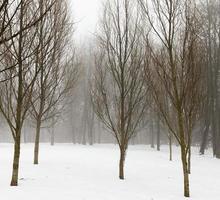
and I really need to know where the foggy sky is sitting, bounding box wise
[70,0,101,39]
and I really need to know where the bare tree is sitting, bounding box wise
[28,0,79,164]
[91,0,148,180]
[139,0,204,197]
[0,0,54,186]
[198,0,220,158]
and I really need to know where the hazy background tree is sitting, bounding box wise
[198,0,220,158]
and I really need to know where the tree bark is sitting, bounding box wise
[211,105,217,154]
[119,147,126,180]
[97,121,101,144]
[10,135,21,186]
[88,111,94,145]
[71,118,76,144]
[216,121,220,158]
[181,148,190,197]
[169,134,172,161]
[72,128,76,144]
[187,129,192,174]
[34,119,41,164]
[23,124,27,143]
[51,125,55,146]
[156,116,160,151]
[188,146,191,174]
[199,120,210,155]
[150,118,154,148]
[178,111,190,197]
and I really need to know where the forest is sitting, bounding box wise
[0,0,219,199]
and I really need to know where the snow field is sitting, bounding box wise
[0,144,219,200]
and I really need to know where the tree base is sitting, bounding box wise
[10,181,18,186]
[34,161,38,165]
[184,193,190,198]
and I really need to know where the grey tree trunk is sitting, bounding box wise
[169,134,172,161]
[72,127,76,144]
[97,121,101,144]
[199,119,210,155]
[34,119,41,164]
[156,116,160,151]
[88,111,94,145]
[51,125,55,146]
[150,118,154,148]
[10,134,21,186]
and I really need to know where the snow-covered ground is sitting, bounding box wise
[0,144,219,200]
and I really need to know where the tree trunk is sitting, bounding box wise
[72,128,76,144]
[34,119,41,164]
[169,134,172,161]
[199,120,209,155]
[188,146,191,174]
[216,124,220,158]
[178,110,190,197]
[212,108,217,156]
[156,116,160,151]
[119,147,126,180]
[81,115,87,145]
[88,111,94,145]
[23,124,27,143]
[187,130,192,174]
[97,121,101,144]
[81,127,86,145]
[10,135,21,186]
[71,117,76,144]
[150,118,154,148]
[71,105,76,144]
[181,148,190,197]
[216,103,220,158]
[10,0,23,186]
[51,125,55,146]
[216,145,220,158]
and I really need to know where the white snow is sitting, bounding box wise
[0,144,219,200]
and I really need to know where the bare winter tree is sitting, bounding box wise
[79,45,97,145]
[29,0,79,164]
[91,0,148,180]
[198,0,220,158]
[0,0,55,186]
[139,0,204,197]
